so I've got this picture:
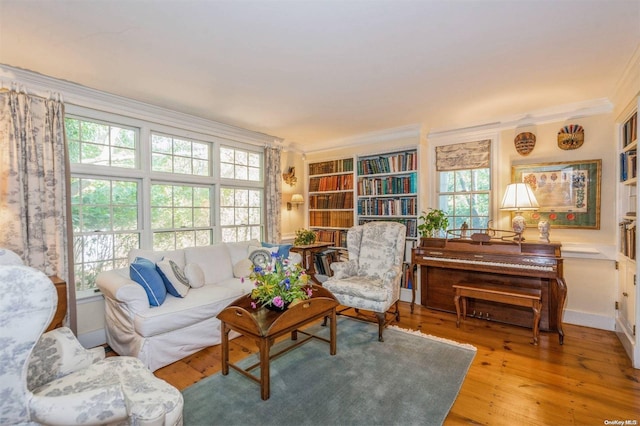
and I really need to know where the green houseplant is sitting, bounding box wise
[417,208,449,239]
[294,228,316,246]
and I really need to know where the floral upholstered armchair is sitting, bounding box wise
[323,221,406,341]
[0,264,183,426]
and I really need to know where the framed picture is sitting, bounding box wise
[511,159,601,229]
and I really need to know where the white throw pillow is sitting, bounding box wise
[156,258,190,298]
[233,258,254,278]
[184,263,205,288]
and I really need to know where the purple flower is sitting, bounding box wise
[305,287,313,297]
[272,296,284,308]
[250,301,257,309]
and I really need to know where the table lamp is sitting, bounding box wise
[500,183,539,240]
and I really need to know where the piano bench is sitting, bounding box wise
[453,282,542,345]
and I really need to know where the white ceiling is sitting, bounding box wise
[1,0,639,151]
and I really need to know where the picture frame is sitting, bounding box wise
[511,159,601,229]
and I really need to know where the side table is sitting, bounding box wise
[46,275,67,332]
[290,242,334,284]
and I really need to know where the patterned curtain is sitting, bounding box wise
[264,146,282,243]
[0,89,71,281]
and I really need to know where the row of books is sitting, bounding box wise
[620,149,637,182]
[309,158,354,176]
[314,229,348,248]
[310,211,354,228]
[357,174,417,195]
[357,217,418,239]
[309,174,354,192]
[620,220,636,260]
[309,192,354,209]
[313,249,337,277]
[357,152,418,175]
[357,197,417,216]
[622,111,638,148]
[400,262,414,289]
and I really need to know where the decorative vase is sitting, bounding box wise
[264,302,290,312]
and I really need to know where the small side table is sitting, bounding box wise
[46,275,67,332]
[290,242,334,284]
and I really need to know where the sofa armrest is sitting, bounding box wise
[96,268,149,313]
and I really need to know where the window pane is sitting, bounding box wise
[153,232,175,251]
[220,146,262,182]
[220,186,263,242]
[454,194,471,216]
[66,117,137,169]
[439,171,455,192]
[455,170,472,192]
[472,193,490,216]
[152,153,172,173]
[473,168,491,191]
[151,133,211,176]
[220,163,234,179]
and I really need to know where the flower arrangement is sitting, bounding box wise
[249,254,312,310]
[293,228,316,246]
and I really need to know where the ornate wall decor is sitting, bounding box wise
[557,124,584,150]
[282,166,297,186]
[514,132,536,156]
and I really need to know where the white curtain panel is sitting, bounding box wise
[264,146,282,243]
[0,89,70,280]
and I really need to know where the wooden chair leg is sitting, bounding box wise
[375,312,385,342]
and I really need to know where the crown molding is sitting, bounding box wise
[303,124,422,154]
[428,98,613,140]
[0,64,282,147]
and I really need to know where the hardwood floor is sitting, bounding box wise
[152,302,640,425]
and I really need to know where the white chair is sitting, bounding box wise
[323,221,407,341]
[0,264,184,426]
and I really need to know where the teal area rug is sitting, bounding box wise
[182,317,476,426]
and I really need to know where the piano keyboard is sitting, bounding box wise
[421,256,555,272]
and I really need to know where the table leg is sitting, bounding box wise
[221,321,229,375]
[259,337,272,400]
[329,308,337,355]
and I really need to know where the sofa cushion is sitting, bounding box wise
[128,249,185,269]
[226,239,260,266]
[156,258,190,298]
[233,258,253,278]
[261,242,293,259]
[130,257,166,306]
[184,243,233,284]
[133,283,250,337]
[184,263,205,288]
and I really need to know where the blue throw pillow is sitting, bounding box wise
[130,257,167,306]
[261,242,293,259]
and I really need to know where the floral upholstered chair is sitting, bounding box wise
[323,221,406,342]
[0,264,184,426]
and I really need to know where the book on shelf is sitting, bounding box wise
[620,149,637,182]
[623,111,638,148]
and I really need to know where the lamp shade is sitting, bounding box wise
[500,183,539,211]
[291,194,304,204]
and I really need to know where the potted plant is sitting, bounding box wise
[417,208,449,244]
[294,228,316,246]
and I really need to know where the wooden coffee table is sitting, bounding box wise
[217,284,339,400]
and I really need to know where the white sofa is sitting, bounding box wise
[97,240,299,371]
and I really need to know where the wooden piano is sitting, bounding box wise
[412,233,567,344]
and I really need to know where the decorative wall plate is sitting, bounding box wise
[557,124,584,150]
[514,132,536,156]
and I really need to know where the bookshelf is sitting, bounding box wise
[307,158,355,248]
[617,104,639,366]
[356,148,419,302]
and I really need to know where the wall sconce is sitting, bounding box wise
[287,193,304,211]
[282,167,297,187]
[500,183,539,240]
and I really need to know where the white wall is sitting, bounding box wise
[497,113,617,330]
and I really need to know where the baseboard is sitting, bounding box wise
[77,328,107,349]
[563,309,615,331]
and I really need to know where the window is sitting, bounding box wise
[66,114,265,295]
[220,187,263,242]
[65,117,136,168]
[220,146,261,181]
[71,176,140,292]
[151,133,211,176]
[151,183,212,250]
[435,139,492,231]
[438,168,491,229]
